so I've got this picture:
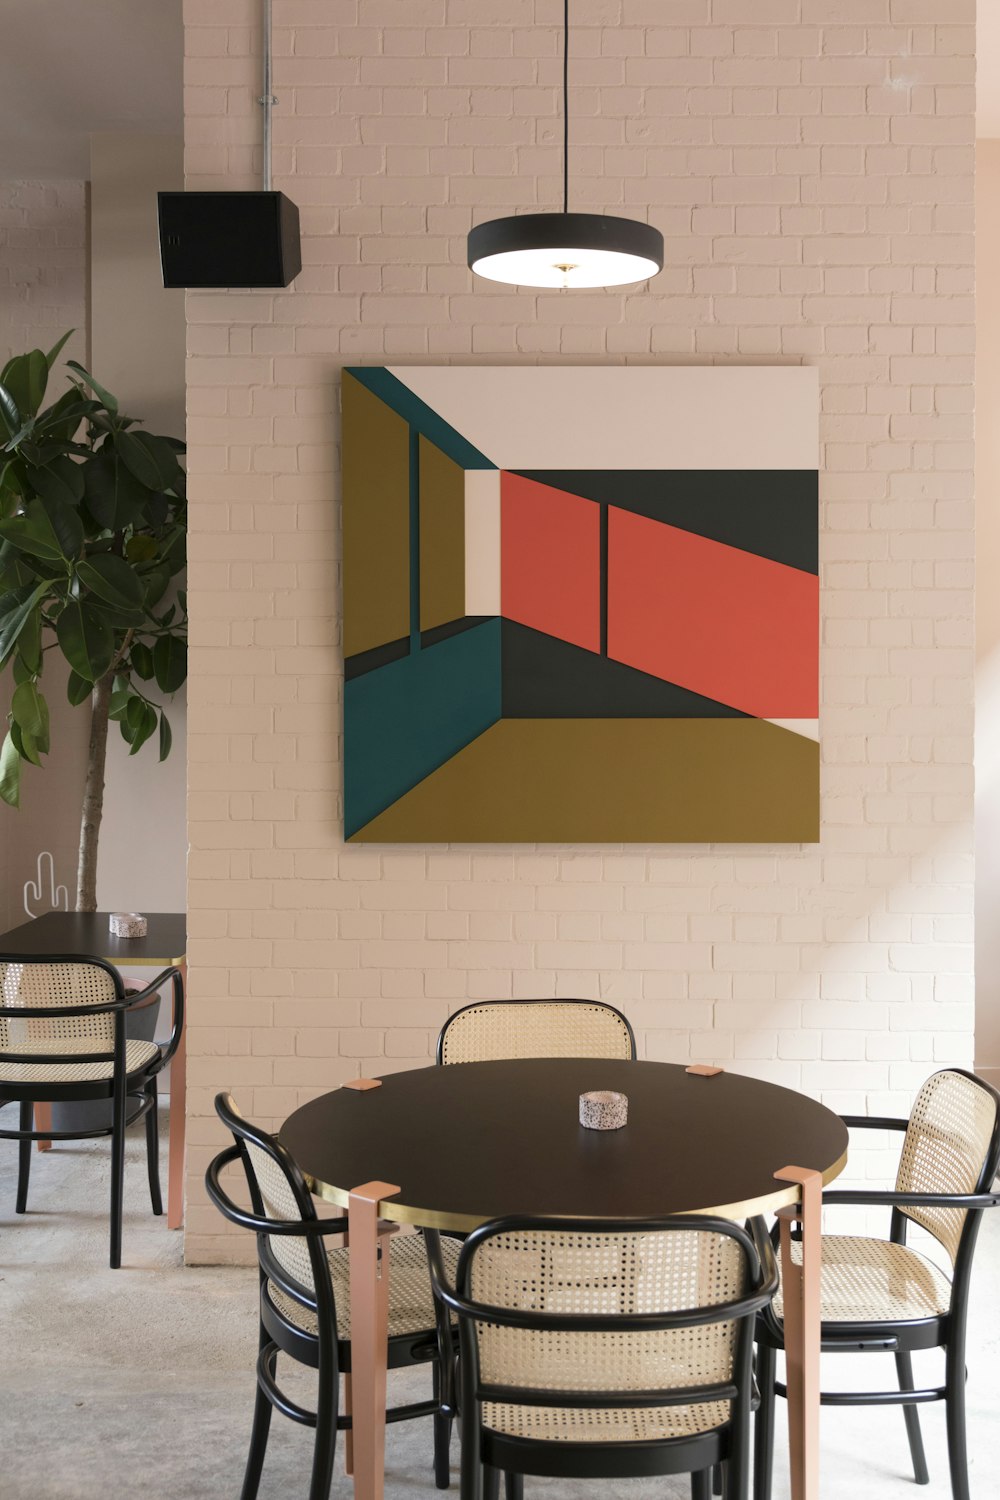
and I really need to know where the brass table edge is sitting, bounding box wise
[301,1146,849,1232]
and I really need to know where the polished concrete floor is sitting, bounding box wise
[2,1108,998,1500]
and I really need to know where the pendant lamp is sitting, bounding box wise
[467,0,663,290]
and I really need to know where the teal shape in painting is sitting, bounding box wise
[344,618,502,838]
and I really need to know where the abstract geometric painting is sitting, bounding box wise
[342,366,819,843]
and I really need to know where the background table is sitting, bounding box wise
[281,1058,848,1500]
[0,910,187,1229]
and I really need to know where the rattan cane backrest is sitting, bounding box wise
[439,1000,634,1065]
[895,1070,999,1264]
[467,1225,746,1399]
[0,960,116,1059]
[241,1136,318,1294]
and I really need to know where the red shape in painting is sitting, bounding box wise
[607,509,818,718]
[500,473,601,653]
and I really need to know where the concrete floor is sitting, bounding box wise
[2,1109,998,1500]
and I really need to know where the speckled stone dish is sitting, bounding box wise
[108,912,148,938]
[579,1089,628,1131]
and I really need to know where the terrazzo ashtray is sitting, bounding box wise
[579,1090,628,1131]
[109,912,147,939]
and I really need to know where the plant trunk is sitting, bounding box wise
[76,670,113,912]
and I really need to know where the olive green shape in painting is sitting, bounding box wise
[350,718,819,843]
[419,436,466,633]
[342,371,410,659]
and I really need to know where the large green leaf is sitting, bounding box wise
[158,709,172,762]
[36,493,84,559]
[10,719,41,767]
[45,330,74,370]
[30,454,84,508]
[0,730,21,808]
[116,429,163,490]
[125,534,158,564]
[0,383,22,439]
[77,552,144,609]
[0,497,69,561]
[15,603,41,673]
[66,360,118,414]
[83,449,149,532]
[129,701,157,756]
[129,640,155,680]
[55,600,114,682]
[36,389,99,444]
[153,634,187,694]
[11,680,49,753]
[141,564,170,608]
[0,581,49,662]
[130,431,181,491]
[66,669,92,706]
[0,350,48,417]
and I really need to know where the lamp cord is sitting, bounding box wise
[563,0,569,214]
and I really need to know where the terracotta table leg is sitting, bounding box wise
[167,961,187,1230]
[347,1181,401,1500]
[775,1164,823,1500]
[35,1102,52,1151]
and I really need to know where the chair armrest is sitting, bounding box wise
[822,1189,1000,1210]
[839,1115,909,1132]
[205,1144,350,1237]
[123,967,184,1067]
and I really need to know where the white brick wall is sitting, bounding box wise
[183,0,975,1262]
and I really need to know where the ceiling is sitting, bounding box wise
[0,0,182,178]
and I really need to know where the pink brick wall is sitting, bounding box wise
[183,1,975,1262]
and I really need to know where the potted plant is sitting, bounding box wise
[0,335,187,1131]
[0,332,187,908]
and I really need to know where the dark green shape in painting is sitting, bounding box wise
[344,617,502,838]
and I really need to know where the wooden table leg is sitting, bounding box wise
[347,1181,401,1500]
[167,961,187,1230]
[35,1102,52,1151]
[775,1164,823,1500]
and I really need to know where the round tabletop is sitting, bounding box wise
[279,1059,849,1231]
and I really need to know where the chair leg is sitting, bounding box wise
[459,1420,483,1500]
[484,1467,500,1500]
[692,1471,712,1500]
[109,1080,126,1269]
[713,1461,724,1495]
[239,1375,274,1500]
[503,1473,522,1500]
[145,1079,163,1216]
[945,1343,971,1500]
[895,1351,930,1486]
[433,1358,453,1489]
[308,1343,338,1500]
[753,1342,777,1500]
[16,1100,32,1213]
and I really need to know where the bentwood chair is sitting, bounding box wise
[436,999,635,1065]
[0,953,183,1268]
[754,1068,1000,1500]
[206,1092,461,1500]
[426,1213,777,1500]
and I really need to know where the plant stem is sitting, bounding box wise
[76,670,113,912]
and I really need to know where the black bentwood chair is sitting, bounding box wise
[436,999,636,1065]
[206,1092,460,1500]
[754,1068,1000,1500]
[0,954,183,1268]
[426,1213,778,1500]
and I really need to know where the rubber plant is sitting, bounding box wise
[0,333,186,910]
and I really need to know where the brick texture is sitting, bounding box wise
[183,1,975,1263]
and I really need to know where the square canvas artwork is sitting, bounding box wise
[342,366,819,843]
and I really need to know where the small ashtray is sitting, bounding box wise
[109,912,147,939]
[579,1090,628,1131]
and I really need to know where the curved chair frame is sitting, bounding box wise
[436,998,636,1066]
[754,1068,1000,1500]
[206,1092,455,1500]
[426,1213,777,1500]
[0,952,184,1268]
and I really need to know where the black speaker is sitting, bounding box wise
[157,191,302,288]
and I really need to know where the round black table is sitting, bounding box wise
[280,1060,847,1500]
[280,1057,848,1230]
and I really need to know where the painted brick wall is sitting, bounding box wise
[183,0,975,1262]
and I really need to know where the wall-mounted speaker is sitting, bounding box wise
[157,191,302,289]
